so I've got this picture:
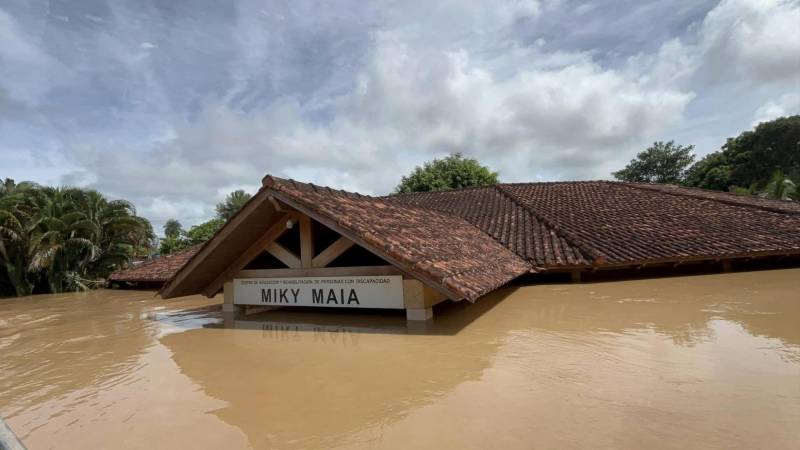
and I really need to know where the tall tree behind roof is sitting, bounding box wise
[613,141,696,184]
[685,115,800,193]
[216,190,252,221]
[395,153,499,193]
[163,219,183,239]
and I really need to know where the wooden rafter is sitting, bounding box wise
[312,236,354,268]
[162,189,270,299]
[268,191,457,301]
[201,212,296,296]
[299,215,314,268]
[266,241,301,269]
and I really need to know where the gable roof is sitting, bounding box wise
[159,176,531,301]
[109,245,200,283]
[157,175,800,302]
[263,177,531,301]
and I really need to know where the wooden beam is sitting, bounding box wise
[161,189,271,299]
[268,195,283,212]
[266,242,301,269]
[300,215,314,268]
[311,236,354,268]
[201,212,295,297]
[237,265,400,278]
[268,191,457,301]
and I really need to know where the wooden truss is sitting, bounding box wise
[202,210,357,296]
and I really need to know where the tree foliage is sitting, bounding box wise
[163,219,182,239]
[760,170,797,201]
[395,153,499,193]
[0,179,155,297]
[684,115,800,194]
[216,190,252,220]
[158,218,226,255]
[613,141,696,184]
[159,189,251,255]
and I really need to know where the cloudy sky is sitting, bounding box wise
[1,0,799,232]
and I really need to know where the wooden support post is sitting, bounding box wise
[300,215,313,268]
[721,260,732,273]
[403,279,446,321]
[222,281,238,313]
[571,271,582,283]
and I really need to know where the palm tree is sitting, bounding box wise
[0,180,38,296]
[163,219,182,239]
[760,170,797,201]
[215,190,252,221]
[26,187,99,292]
[1,181,156,296]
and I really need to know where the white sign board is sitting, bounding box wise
[233,276,405,309]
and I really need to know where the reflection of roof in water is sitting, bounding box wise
[158,175,800,301]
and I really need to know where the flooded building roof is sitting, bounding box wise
[157,175,800,301]
[109,245,200,284]
[395,181,800,269]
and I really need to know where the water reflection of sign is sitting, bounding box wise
[234,276,404,309]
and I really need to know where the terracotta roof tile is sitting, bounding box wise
[109,245,200,283]
[265,177,532,301]
[500,181,800,265]
[153,176,800,302]
[389,187,592,268]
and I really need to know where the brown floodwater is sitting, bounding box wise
[1,269,799,449]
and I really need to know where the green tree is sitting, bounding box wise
[158,217,224,255]
[760,170,797,200]
[683,151,731,190]
[0,179,39,296]
[685,115,800,193]
[216,190,252,221]
[0,180,154,297]
[163,219,182,239]
[395,153,499,193]
[613,141,696,184]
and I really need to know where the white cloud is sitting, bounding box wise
[752,93,800,125]
[4,0,798,231]
[696,0,800,85]
[68,29,692,224]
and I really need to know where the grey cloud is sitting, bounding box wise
[2,0,799,232]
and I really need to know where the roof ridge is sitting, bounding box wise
[385,184,498,198]
[620,182,800,216]
[493,184,606,265]
[499,180,616,187]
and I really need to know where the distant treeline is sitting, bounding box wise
[0,180,155,297]
[614,115,800,200]
[158,189,252,256]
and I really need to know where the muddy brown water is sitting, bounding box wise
[0,269,799,449]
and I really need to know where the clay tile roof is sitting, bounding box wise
[389,187,592,268]
[109,245,201,283]
[156,175,800,302]
[499,181,800,265]
[265,176,532,301]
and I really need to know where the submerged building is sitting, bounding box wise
[109,245,200,288]
[153,175,800,320]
